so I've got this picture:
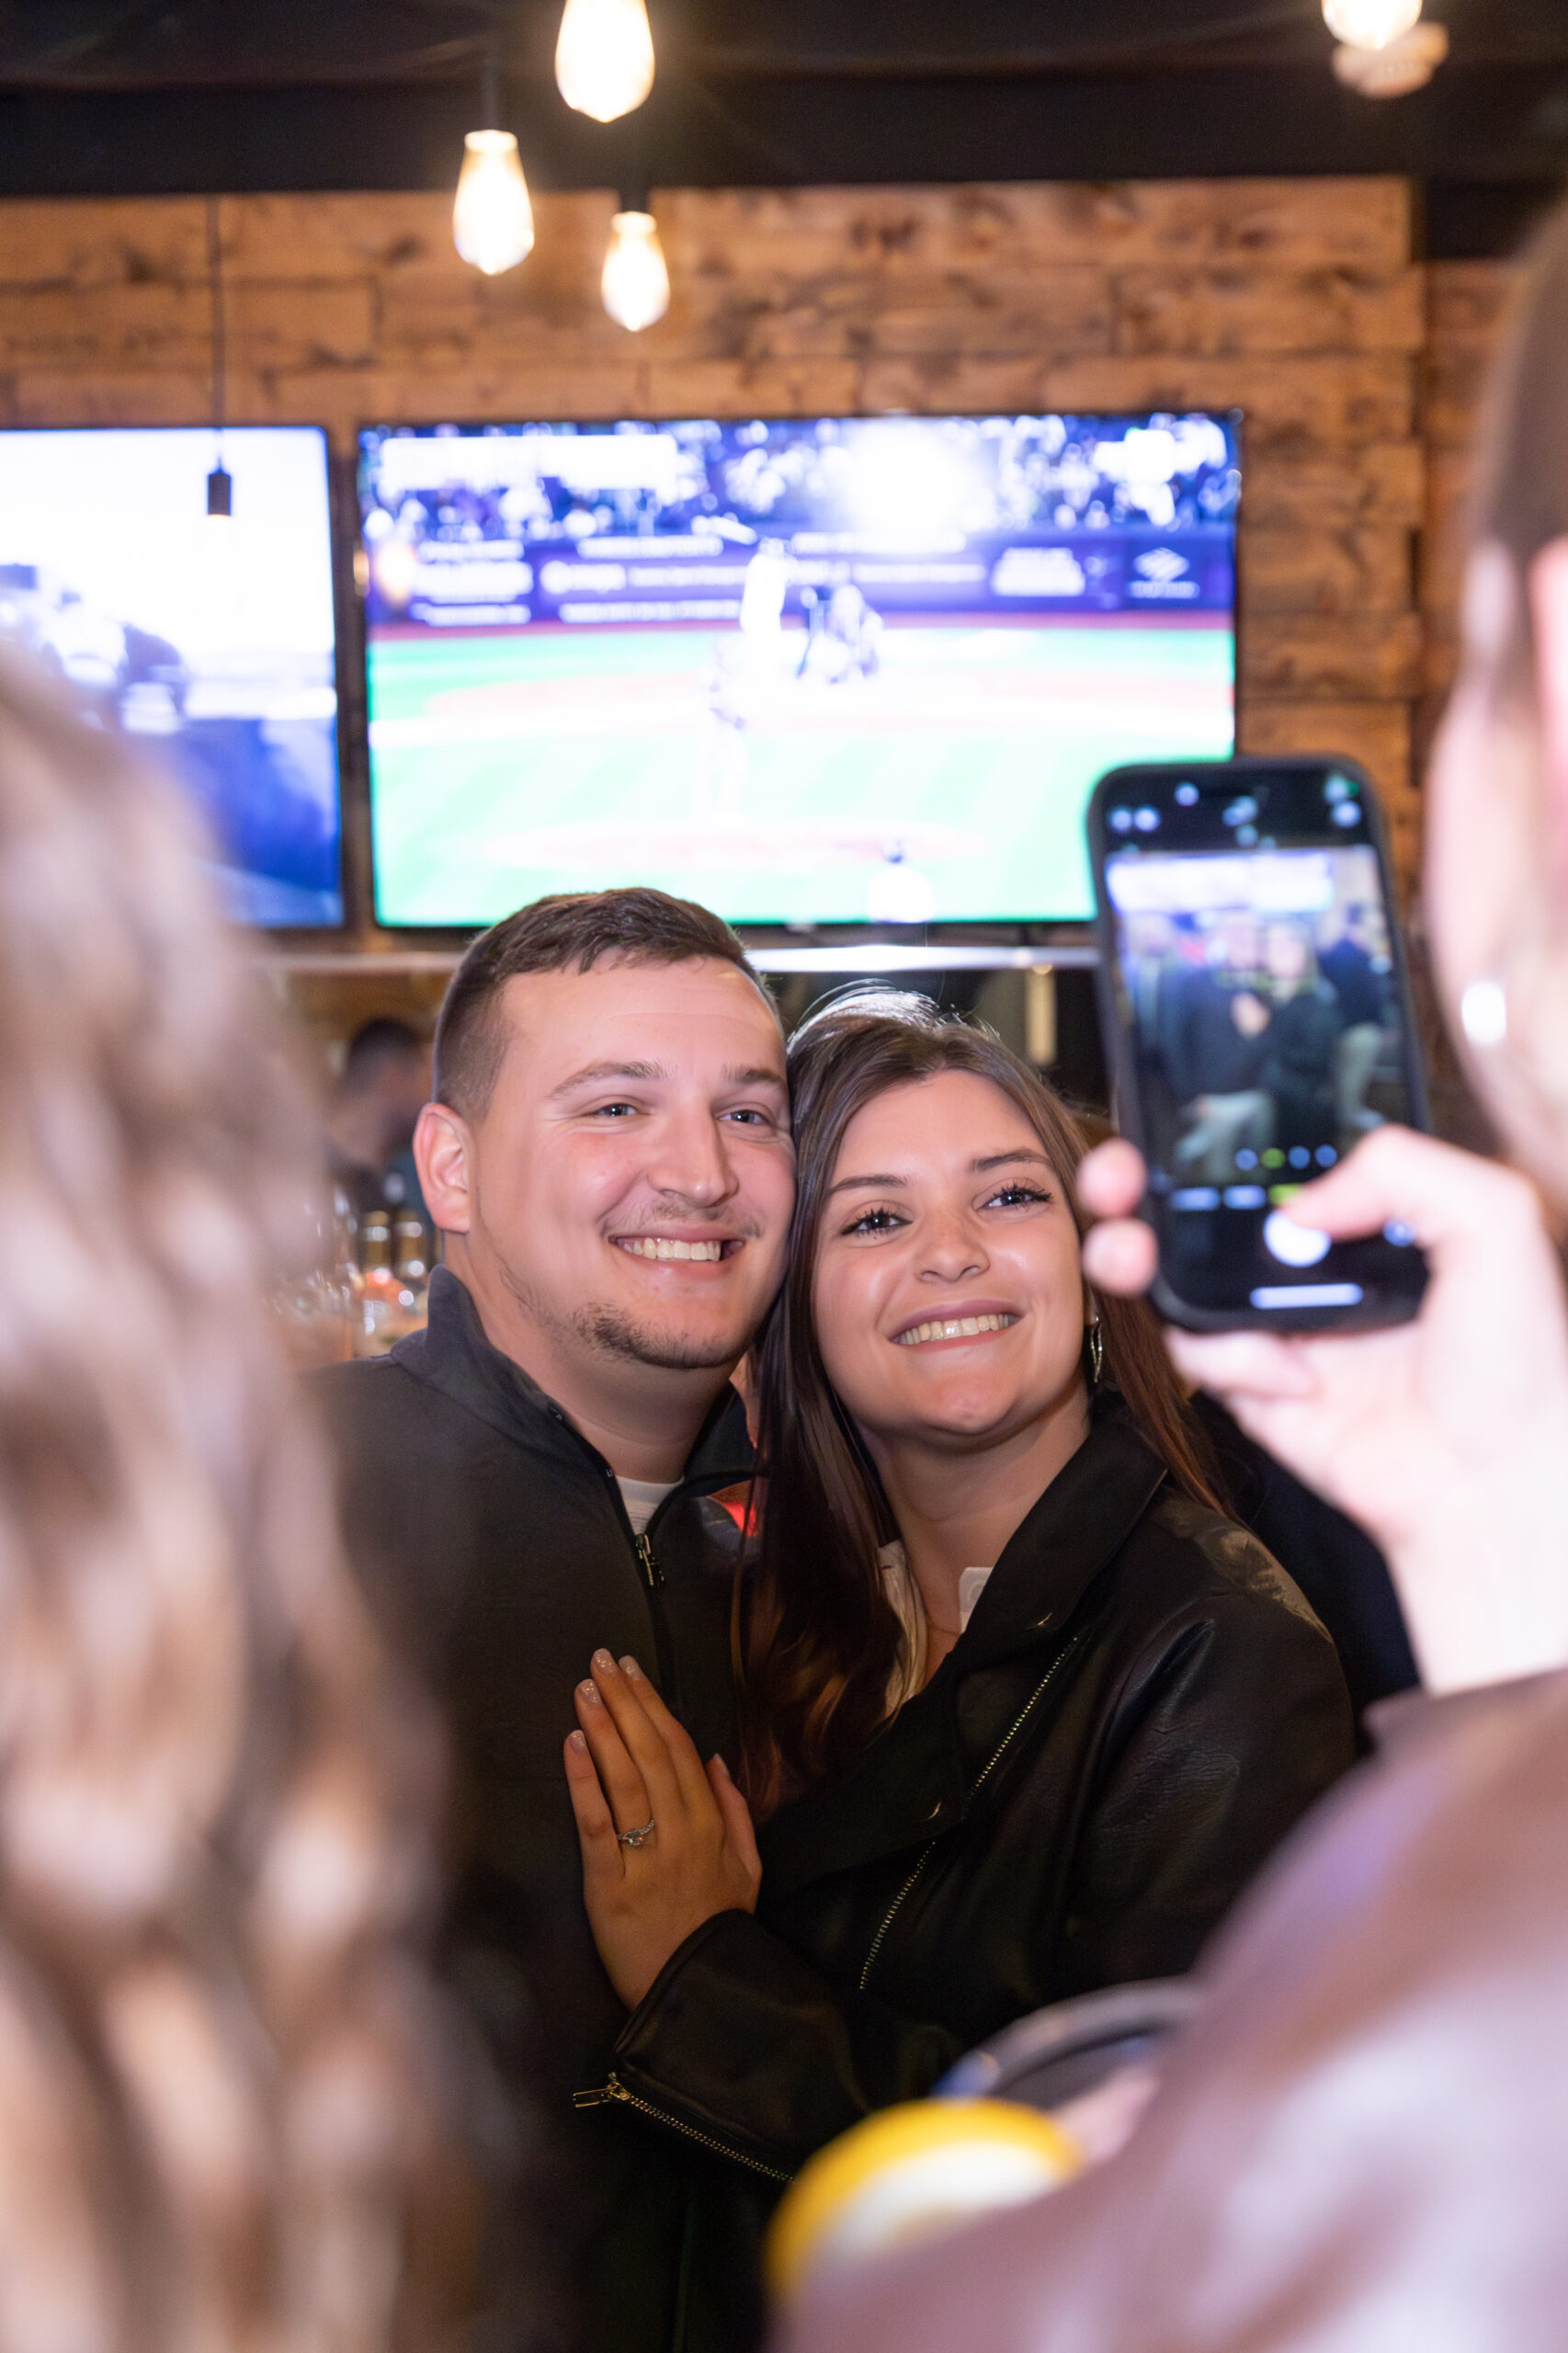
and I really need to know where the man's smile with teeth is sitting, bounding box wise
[616,1236,731,1262]
[894,1312,1019,1347]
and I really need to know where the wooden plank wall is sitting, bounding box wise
[0,175,1460,1046]
[1422,257,1518,747]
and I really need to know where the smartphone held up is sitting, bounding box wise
[1088,757,1429,1332]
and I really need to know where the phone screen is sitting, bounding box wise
[1091,759,1428,1330]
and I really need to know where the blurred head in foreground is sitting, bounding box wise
[0,650,469,2352]
[1427,201,1568,1199]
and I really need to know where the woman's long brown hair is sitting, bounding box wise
[738,990,1223,1815]
[0,651,476,2353]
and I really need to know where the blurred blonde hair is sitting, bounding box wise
[0,649,472,2353]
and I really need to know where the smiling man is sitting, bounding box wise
[318,889,794,2353]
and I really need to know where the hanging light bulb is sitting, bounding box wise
[1332,18,1448,94]
[453,129,535,276]
[204,203,233,540]
[1322,0,1422,50]
[556,0,655,123]
[602,209,670,332]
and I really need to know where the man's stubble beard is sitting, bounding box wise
[572,1301,744,1372]
[493,1253,749,1374]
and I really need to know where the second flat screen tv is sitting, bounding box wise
[0,426,343,926]
[359,415,1239,929]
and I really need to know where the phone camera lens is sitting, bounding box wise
[1332,801,1362,828]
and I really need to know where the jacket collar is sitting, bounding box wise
[756,1403,1167,1897]
[389,1265,753,1490]
[951,1401,1167,1673]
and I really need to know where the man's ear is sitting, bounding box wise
[416,1099,474,1235]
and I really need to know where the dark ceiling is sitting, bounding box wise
[0,1,1562,253]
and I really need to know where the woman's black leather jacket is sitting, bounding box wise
[592,1404,1356,2181]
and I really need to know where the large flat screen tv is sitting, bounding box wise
[0,426,343,926]
[359,414,1239,931]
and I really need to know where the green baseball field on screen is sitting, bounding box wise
[367,618,1233,929]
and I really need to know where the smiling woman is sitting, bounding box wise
[565,992,1355,2200]
[748,992,1227,1791]
[810,1067,1106,1692]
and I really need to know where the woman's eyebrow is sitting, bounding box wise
[828,1148,1055,1197]
[972,1149,1055,1174]
[826,1171,907,1197]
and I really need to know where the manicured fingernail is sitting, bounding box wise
[711,1754,732,1778]
[619,1654,642,1678]
[568,1730,587,1752]
[592,1649,616,1674]
[579,1678,601,1705]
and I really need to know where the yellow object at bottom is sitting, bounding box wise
[767,2097,1083,2302]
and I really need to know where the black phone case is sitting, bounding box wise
[1087,754,1430,1334]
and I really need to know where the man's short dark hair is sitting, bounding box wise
[342,1016,426,1089]
[434,887,777,1119]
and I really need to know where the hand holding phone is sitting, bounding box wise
[1080,1126,1568,1694]
[1088,756,1429,1332]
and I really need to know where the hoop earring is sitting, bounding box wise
[1087,1317,1104,1388]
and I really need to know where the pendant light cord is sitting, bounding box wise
[206,193,226,454]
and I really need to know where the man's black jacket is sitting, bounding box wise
[317,1267,759,2353]
[609,1408,1356,2179]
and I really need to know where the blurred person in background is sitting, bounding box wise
[1254,919,1342,1160]
[1165,914,1272,1183]
[326,1014,432,1228]
[562,998,1351,2190]
[788,195,1568,2353]
[1320,898,1393,1137]
[0,650,478,2352]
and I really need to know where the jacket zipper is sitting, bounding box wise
[634,1530,665,1591]
[857,1842,936,1993]
[573,2071,793,2184]
[558,1420,676,1690]
[858,1627,1086,1995]
[624,1492,674,1691]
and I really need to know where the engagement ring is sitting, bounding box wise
[618,1817,656,1848]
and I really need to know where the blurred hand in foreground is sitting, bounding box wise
[1079,1128,1568,1695]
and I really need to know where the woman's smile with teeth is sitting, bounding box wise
[618,1235,726,1262]
[894,1312,1019,1347]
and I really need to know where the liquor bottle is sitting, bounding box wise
[392,1211,431,1331]
[333,1187,361,1302]
[272,1187,357,1369]
[353,1208,402,1358]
